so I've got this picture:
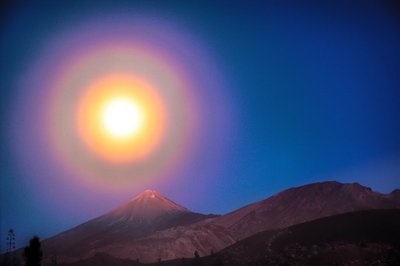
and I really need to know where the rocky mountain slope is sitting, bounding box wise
[61,209,400,266]
[212,181,400,240]
[44,182,400,264]
[42,190,221,263]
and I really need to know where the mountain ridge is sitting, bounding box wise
[41,190,213,263]
[212,181,400,240]
[40,181,400,264]
[60,209,400,266]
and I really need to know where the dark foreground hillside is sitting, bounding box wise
[38,182,400,263]
[212,209,400,266]
[61,209,400,266]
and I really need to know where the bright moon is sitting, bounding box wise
[76,74,166,163]
[102,98,143,138]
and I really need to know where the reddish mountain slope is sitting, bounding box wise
[213,181,400,240]
[43,182,400,264]
[42,190,218,263]
[61,209,400,266]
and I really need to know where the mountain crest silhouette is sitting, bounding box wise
[41,182,400,264]
[104,189,188,223]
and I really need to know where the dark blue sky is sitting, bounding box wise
[1,1,400,250]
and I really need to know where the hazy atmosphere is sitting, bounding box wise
[1,0,400,255]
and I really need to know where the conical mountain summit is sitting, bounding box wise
[41,182,400,264]
[42,190,211,261]
[103,189,188,223]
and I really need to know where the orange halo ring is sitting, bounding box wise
[76,74,166,163]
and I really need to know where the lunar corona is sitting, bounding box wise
[33,19,228,188]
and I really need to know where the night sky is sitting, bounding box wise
[1,1,400,250]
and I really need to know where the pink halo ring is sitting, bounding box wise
[10,15,234,196]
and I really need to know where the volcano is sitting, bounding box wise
[42,190,218,263]
[98,189,189,225]
[40,182,400,264]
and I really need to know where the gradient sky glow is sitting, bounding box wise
[1,1,400,250]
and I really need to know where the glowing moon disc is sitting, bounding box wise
[76,74,166,163]
[102,98,143,138]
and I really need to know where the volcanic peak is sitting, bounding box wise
[105,189,188,223]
